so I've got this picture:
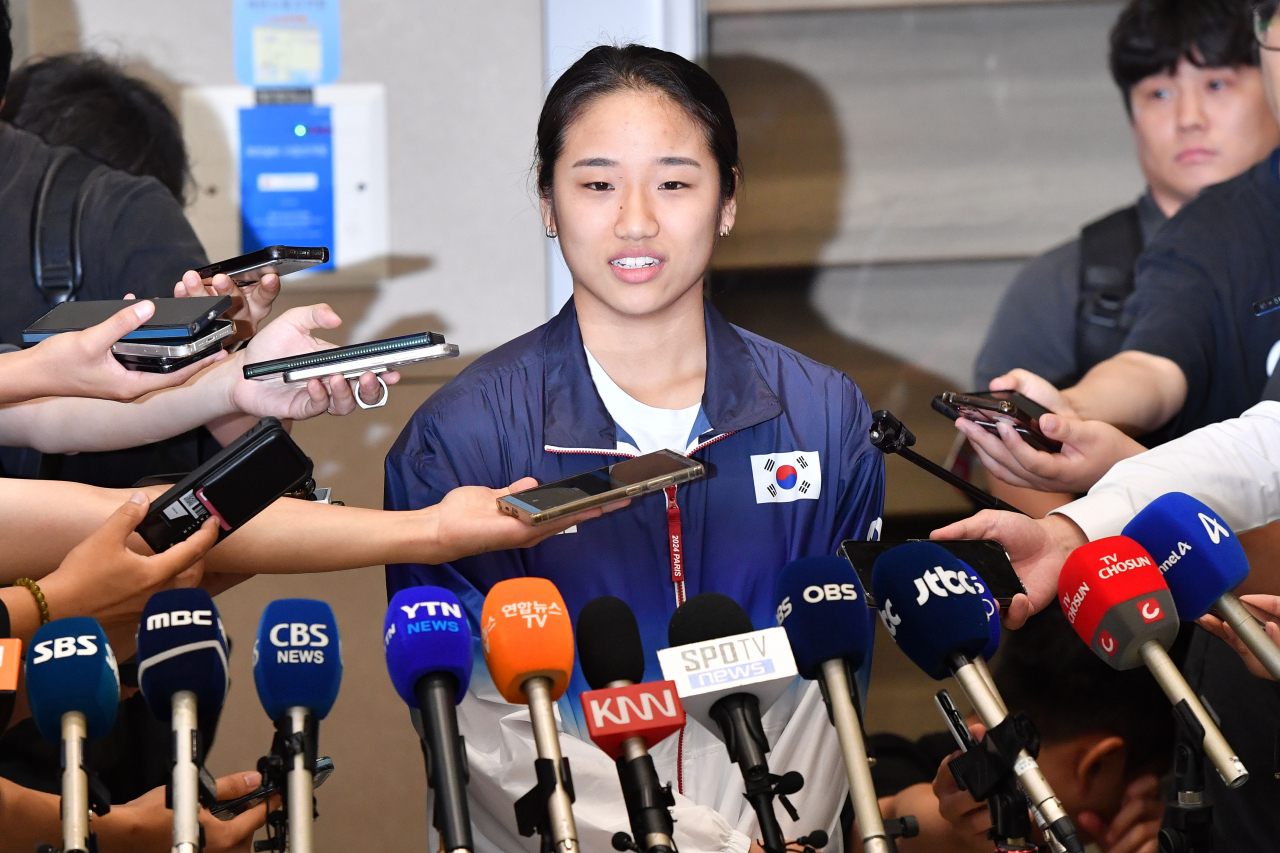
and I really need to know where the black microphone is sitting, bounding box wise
[576,597,681,853]
[663,593,804,853]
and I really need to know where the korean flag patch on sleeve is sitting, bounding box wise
[751,452,821,503]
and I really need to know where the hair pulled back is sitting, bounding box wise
[536,44,740,204]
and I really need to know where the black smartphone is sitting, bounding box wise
[837,539,1026,611]
[498,450,706,525]
[935,689,978,752]
[197,246,329,285]
[22,296,233,344]
[210,757,334,820]
[932,390,1062,453]
[243,331,453,381]
[111,344,224,374]
[137,418,314,553]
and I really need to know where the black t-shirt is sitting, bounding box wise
[867,731,959,797]
[1121,150,1280,436]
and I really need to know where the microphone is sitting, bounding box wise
[658,592,803,853]
[1059,536,1248,787]
[384,586,474,853]
[576,596,683,853]
[137,589,229,853]
[253,599,343,853]
[774,557,903,853]
[26,618,119,853]
[872,542,1084,853]
[481,577,579,853]
[1122,492,1280,680]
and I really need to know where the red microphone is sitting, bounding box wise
[581,681,685,760]
[1059,536,1247,787]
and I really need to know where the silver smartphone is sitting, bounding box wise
[498,450,706,525]
[282,343,458,382]
[110,320,235,358]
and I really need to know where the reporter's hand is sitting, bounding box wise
[934,725,993,849]
[98,770,271,853]
[1197,594,1280,680]
[176,269,281,338]
[932,512,1086,628]
[21,300,224,403]
[39,491,219,634]
[227,303,401,420]
[1075,773,1162,853]
[988,370,1079,419]
[431,477,629,561]
[957,414,1144,494]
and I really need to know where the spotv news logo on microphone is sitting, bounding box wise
[253,621,331,665]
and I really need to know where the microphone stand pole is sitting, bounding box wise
[1158,702,1214,853]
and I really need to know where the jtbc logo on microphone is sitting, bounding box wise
[913,565,983,605]
[30,635,106,664]
[145,609,213,630]
[267,623,330,664]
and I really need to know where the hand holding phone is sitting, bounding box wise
[178,246,326,339]
[933,390,1062,453]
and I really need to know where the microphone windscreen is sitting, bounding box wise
[253,599,343,720]
[576,596,645,690]
[1058,536,1179,670]
[136,589,228,723]
[773,556,873,679]
[25,618,119,742]
[668,592,755,647]
[1121,492,1249,619]
[384,586,473,708]
[871,542,990,680]
[481,577,574,703]
[972,568,1001,660]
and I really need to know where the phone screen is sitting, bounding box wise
[837,539,1026,609]
[201,432,312,527]
[510,453,697,511]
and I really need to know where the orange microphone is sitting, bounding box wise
[482,578,578,853]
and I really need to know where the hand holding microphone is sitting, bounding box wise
[1057,536,1247,787]
[137,588,229,853]
[773,557,912,853]
[26,617,119,853]
[872,542,1085,853]
[252,599,343,853]
[385,586,475,853]
[576,596,684,853]
[1121,492,1280,681]
[482,577,579,853]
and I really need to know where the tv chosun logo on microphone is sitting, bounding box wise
[1137,598,1165,624]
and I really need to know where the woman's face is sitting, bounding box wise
[544,88,735,319]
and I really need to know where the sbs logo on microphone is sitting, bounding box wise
[30,635,107,664]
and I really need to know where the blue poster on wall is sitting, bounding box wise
[233,0,341,88]
[239,104,334,267]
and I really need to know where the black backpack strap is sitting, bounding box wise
[1076,205,1144,376]
[31,147,109,305]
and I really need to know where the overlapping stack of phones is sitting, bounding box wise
[23,296,235,373]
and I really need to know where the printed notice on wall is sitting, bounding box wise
[234,0,341,88]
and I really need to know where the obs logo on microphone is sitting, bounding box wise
[775,583,860,625]
[912,566,982,605]
[264,622,330,664]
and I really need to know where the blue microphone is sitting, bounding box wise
[137,589,228,853]
[774,556,888,853]
[1123,492,1280,680]
[27,618,119,853]
[970,567,1001,661]
[384,586,474,853]
[872,543,1084,853]
[254,599,343,853]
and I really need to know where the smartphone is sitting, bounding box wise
[22,296,233,343]
[137,418,314,553]
[837,539,1026,611]
[196,246,329,285]
[932,390,1062,453]
[210,757,334,820]
[111,320,235,359]
[935,689,978,753]
[498,450,705,525]
[243,332,455,381]
[111,344,224,374]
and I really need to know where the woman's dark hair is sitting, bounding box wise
[993,604,1174,777]
[1110,0,1259,114]
[536,44,740,205]
[0,54,190,203]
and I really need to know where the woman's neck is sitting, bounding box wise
[575,282,708,410]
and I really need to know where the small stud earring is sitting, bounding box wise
[719,227,729,237]
[546,226,557,238]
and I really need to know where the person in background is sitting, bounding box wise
[971,0,1279,516]
[861,606,1171,853]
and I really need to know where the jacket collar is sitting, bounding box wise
[542,297,783,451]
